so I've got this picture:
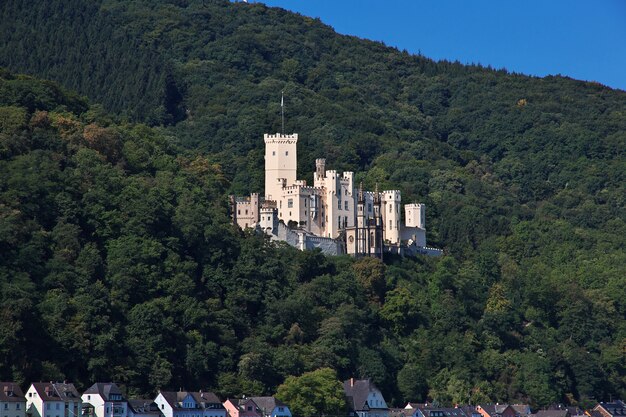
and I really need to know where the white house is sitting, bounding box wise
[1,382,26,417]
[343,379,388,417]
[154,391,225,417]
[81,383,128,417]
[25,382,81,417]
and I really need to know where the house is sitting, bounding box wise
[1,382,26,417]
[594,402,626,417]
[222,399,261,417]
[127,400,163,417]
[414,406,467,417]
[82,383,128,417]
[25,382,81,417]
[390,409,410,417]
[246,398,290,417]
[155,391,225,417]
[510,406,531,417]
[545,405,584,417]
[476,405,517,417]
[342,378,389,417]
[535,411,569,417]
[459,406,481,417]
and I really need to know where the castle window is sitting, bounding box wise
[368,203,372,212]
[245,209,248,215]
[272,151,275,156]
[370,232,375,247]
[285,151,288,156]
[389,204,392,213]
[287,198,293,208]
[338,200,342,210]
[389,220,392,229]
[344,201,348,210]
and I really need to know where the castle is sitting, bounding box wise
[230,132,441,258]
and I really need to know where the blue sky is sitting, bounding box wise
[258,0,626,91]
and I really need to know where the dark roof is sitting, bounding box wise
[511,405,531,416]
[32,383,80,401]
[478,405,512,417]
[535,410,569,417]
[159,391,223,411]
[128,399,162,416]
[597,403,626,417]
[460,406,480,417]
[83,383,125,401]
[343,379,386,412]
[248,397,288,414]
[0,383,25,402]
[419,407,467,417]
[390,408,409,417]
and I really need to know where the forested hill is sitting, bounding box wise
[1,0,625,410]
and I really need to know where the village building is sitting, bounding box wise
[246,398,290,417]
[154,391,225,417]
[25,383,81,417]
[343,378,389,417]
[81,383,128,417]
[1,382,26,417]
[127,400,163,417]
[593,402,626,417]
[222,399,261,417]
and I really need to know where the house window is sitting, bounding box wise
[29,393,32,398]
[3,405,7,410]
[56,405,60,411]
[15,405,19,410]
[247,407,252,411]
[287,199,293,208]
[87,396,90,401]
[46,405,50,410]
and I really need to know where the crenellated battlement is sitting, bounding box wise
[264,133,298,144]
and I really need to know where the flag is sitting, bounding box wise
[281,92,284,107]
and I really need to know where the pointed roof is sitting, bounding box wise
[31,382,80,401]
[342,378,386,412]
[83,383,125,401]
[248,397,288,414]
[159,391,222,411]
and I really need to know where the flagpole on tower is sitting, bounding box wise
[281,91,284,135]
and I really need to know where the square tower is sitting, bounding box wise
[264,133,298,201]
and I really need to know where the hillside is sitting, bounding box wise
[0,0,625,409]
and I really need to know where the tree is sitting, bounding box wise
[275,368,346,417]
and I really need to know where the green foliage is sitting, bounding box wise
[275,368,347,417]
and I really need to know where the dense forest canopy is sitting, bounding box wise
[0,0,625,410]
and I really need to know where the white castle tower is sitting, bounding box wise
[405,203,425,229]
[382,190,401,244]
[264,133,298,201]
